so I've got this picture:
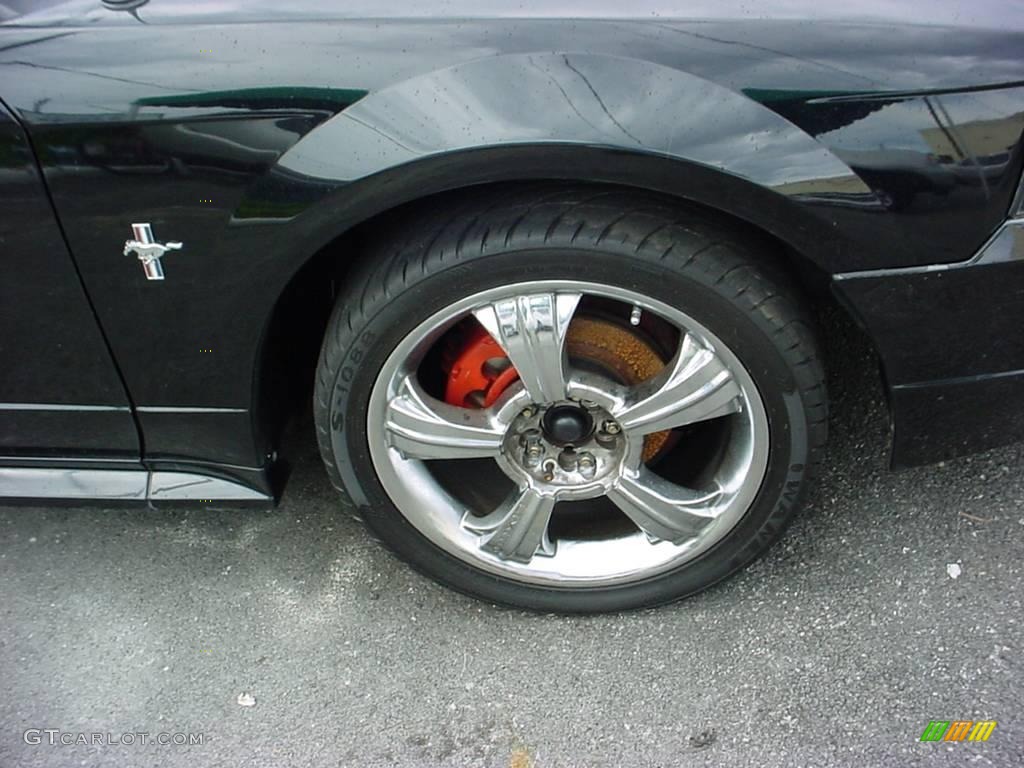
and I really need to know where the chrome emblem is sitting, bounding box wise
[124,223,182,280]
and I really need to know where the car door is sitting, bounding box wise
[0,101,140,462]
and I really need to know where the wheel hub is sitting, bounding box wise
[498,400,627,499]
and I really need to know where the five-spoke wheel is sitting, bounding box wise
[368,283,768,585]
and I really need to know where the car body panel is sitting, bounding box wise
[0,100,140,461]
[17,111,339,475]
[834,209,1024,465]
[1,1,1024,498]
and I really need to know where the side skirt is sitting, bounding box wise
[0,465,274,507]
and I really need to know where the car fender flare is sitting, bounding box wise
[237,52,873,276]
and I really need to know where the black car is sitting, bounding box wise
[2,1,1023,612]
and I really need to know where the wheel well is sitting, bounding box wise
[257,179,852,453]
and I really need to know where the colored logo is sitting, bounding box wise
[920,720,996,742]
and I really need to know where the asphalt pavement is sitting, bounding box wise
[1,313,1022,768]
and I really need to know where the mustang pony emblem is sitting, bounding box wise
[124,223,182,280]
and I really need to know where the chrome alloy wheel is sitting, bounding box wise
[366,281,769,587]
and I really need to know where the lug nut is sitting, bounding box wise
[524,445,543,468]
[520,428,544,467]
[519,428,542,446]
[596,420,622,447]
[577,452,597,479]
[579,399,599,409]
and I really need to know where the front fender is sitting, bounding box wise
[243,52,875,274]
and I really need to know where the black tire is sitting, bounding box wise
[314,185,827,613]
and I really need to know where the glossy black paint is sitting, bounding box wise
[837,235,1024,385]
[0,100,139,460]
[2,1,1024,495]
[26,112,338,472]
[888,371,1024,468]
[834,219,1024,465]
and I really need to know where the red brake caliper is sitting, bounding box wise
[442,322,519,408]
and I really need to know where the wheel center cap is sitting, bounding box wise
[541,404,594,446]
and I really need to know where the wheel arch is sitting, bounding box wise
[248,49,879,455]
[241,50,877,280]
[255,167,856,459]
